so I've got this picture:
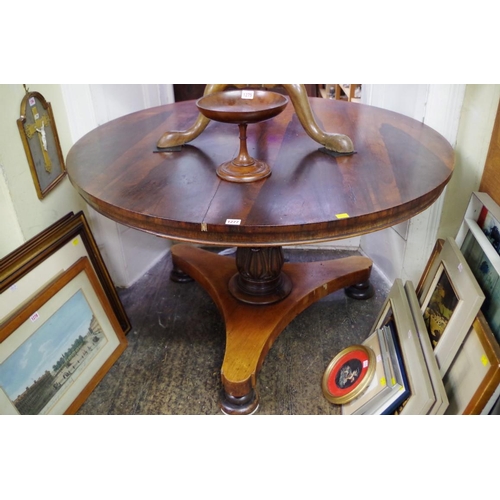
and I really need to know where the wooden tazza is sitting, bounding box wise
[196,90,289,183]
[66,96,455,415]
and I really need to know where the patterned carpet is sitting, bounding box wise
[77,247,390,415]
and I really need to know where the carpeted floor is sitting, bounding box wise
[76,247,390,415]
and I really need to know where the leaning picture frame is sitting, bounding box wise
[405,281,448,415]
[0,257,127,415]
[417,237,485,376]
[443,311,500,415]
[455,192,500,345]
[0,211,130,334]
[372,279,436,415]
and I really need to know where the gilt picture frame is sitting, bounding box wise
[417,237,485,376]
[17,91,67,199]
[0,257,127,415]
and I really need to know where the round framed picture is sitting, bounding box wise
[322,344,376,405]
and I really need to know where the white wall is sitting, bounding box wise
[61,84,175,288]
[0,166,24,257]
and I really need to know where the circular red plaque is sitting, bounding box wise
[322,345,376,405]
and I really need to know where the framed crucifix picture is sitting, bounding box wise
[17,90,67,199]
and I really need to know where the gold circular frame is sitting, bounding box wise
[322,344,376,405]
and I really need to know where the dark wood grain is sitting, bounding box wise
[66,98,455,247]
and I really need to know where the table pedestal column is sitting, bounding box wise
[171,244,373,415]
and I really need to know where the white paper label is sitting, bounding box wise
[225,219,241,225]
[458,263,463,273]
[241,90,254,100]
[30,312,40,323]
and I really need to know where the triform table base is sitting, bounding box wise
[170,244,373,415]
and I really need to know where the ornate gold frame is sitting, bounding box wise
[17,90,67,199]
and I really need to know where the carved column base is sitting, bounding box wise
[228,247,292,305]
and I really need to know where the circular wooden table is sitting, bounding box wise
[66,97,454,414]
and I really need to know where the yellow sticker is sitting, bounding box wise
[391,377,396,386]
[481,354,488,366]
[72,238,79,246]
[380,377,386,387]
[336,213,350,219]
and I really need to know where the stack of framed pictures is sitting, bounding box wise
[323,236,487,415]
[453,192,500,414]
[0,212,129,415]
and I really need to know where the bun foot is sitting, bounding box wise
[220,389,259,415]
[345,280,375,300]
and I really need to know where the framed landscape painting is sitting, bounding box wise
[0,257,127,415]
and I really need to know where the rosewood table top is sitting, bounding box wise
[66,98,454,248]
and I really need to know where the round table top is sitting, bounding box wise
[66,97,455,247]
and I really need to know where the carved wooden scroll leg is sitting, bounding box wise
[158,84,354,153]
[282,84,354,154]
[157,84,226,149]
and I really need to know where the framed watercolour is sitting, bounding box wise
[322,344,375,404]
[417,237,484,376]
[443,311,500,415]
[372,279,436,415]
[0,257,127,415]
[0,211,131,334]
[455,192,500,345]
[17,90,67,199]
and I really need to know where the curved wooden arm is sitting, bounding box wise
[281,84,354,153]
[157,84,354,153]
[157,84,226,149]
